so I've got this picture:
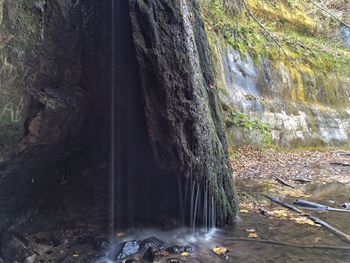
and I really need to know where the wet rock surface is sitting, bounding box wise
[142,247,162,262]
[166,246,193,254]
[117,240,140,260]
[0,0,238,241]
[1,232,36,262]
[129,0,238,226]
[0,0,110,234]
[18,225,105,262]
[139,236,165,253]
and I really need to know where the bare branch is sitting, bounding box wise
[241,0,299,70]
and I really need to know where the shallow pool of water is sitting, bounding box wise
[98,182,350,262]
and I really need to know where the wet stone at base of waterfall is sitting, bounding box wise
[139,236,165,252]
[117,240,140,260]
[143,247,162,262]
[1,232,37,263]
[166,245,193,254]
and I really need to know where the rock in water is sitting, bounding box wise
[139,236,165,252]
[143,247,161,262]
[166,245,193,254]
[117,240,139,260]
[1,232,36,262]
[342,203,350,209]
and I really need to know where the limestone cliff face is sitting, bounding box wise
[200,0,350,148]
[219,44,350,147]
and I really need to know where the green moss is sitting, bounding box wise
[225,110,272,147]
[0,0,43,143]
[199,0,350,109]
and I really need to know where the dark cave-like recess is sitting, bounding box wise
[0,0,238,235]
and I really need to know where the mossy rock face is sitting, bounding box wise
[199,0,350,149]
[0,0,3,24]
[129,0,238,226]
[0,1,39,147]
[0,0,92,232]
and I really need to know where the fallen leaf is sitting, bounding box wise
[314,237,322,242]
[291,216,318,226]
[212,247,228,255]
[181,252,189,257]
[116,232,126,237]
[267,209,289,218]
[248,232,258,238]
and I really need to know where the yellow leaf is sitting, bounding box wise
[212,247,228,255]
[292,216,318,226]
[267,209,289,218]
[116,232,126,237]
[248,232,258,238]
[181,252,189,257]
[314,237,322,242]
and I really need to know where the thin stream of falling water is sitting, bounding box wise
[178,177,185,224]
[204,187,208,229]
[192,183,200,232]
[211,196,216,229]
[109,0,116,239]
[190,180,195,227]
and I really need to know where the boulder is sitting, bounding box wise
[143,247,161,262]
[117,240,139,260]
[139,236,165,252]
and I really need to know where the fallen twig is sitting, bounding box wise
[275,176,295,189]
[263,194,350,244]
[330,162,350,167]
[227,237,350,250]
[336,151,350,157]
[292,178,312,184]
[294,199,350,213]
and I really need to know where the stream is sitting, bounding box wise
[96,181,350,263]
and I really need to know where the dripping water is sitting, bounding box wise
[109,0,116,239]
[99,0,218,260]
[178,176,217,231]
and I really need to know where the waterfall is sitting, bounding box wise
[110,0,116,240]
[178,176,216,231]
[106,0,219,240]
